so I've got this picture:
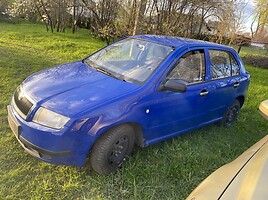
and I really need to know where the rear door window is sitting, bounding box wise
[209,50,240,79]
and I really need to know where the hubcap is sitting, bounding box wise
[108,136,129,166]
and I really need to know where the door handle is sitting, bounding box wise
[200,90,209,96]
[234,82,240,88]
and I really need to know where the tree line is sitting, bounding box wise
[0,0,267,44]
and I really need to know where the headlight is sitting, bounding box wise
[33,107,70,130]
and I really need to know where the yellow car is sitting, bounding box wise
[260,100,268,121]
[187,100,268,200]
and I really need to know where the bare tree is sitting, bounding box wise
[251,0,268,40]
[81,0,120,43]
[7,0,249,45]
[132,0,147,35]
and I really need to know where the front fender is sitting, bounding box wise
[70,87,154,154]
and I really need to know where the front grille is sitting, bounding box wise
[13,87,33,119]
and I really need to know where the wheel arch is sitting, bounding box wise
[236,95,245,108]
[127,122,145,148]
[94,122,145,148]
[110,122,144,148]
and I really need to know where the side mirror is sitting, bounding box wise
[162,79,187,93]
[259,100,268,120]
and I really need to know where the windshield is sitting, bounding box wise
[83,38,173,84]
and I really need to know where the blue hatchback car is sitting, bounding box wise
[8,35,250,175]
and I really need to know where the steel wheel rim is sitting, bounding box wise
[108,136,129,166]
[226,106,238,126]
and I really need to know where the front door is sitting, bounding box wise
[145,49,209,141]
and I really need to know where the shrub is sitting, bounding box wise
[241,55,268,69]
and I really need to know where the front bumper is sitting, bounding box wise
[7,105,93,167]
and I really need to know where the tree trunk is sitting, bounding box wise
[72,0,77,34]
[34,2,49,32]
[133,0,147,35]
[40,0,54,33]
[56,0,61,32]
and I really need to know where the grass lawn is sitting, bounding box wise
[0,22,268,200]
[232,45,268,58]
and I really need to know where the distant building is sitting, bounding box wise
[251,42,266,49]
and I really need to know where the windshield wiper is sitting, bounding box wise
[95,67,124,81]
[83,59,126,82]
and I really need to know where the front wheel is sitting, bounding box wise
[90,124,135,175]
[220,99,241,127]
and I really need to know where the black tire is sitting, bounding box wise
[90,124,135,175]
[220,99,241,127]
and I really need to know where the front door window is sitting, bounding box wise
[167,50,206,84]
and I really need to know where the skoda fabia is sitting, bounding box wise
[8,35,250,175]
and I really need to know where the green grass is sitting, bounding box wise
[0,22,268,200]
[232,45,268,58]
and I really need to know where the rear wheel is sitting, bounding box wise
[220,99,241,127]
[90,124,135,175]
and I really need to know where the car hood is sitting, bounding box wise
[22,61,140,117]
[186,134,268,200]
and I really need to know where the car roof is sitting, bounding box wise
[131,35,234,50]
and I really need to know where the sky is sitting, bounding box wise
[244,0,255,33]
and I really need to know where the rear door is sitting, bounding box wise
[206,49,243,113]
